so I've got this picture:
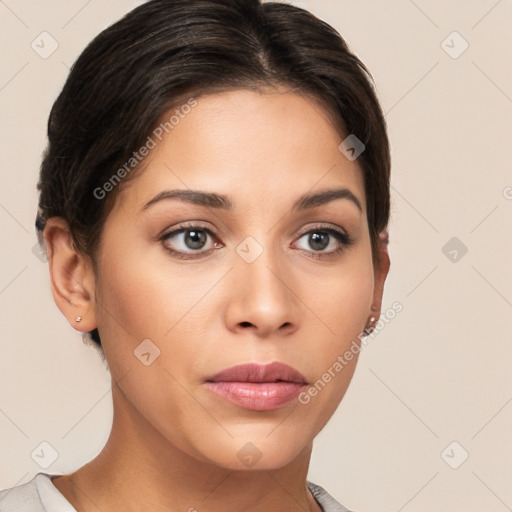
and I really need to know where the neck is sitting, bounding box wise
[52,378,322,512]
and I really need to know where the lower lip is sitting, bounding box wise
[205,381,306,411]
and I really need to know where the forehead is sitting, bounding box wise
[116,88,366,213]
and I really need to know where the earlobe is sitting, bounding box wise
[370,229,391,323]
[43,218,97,333]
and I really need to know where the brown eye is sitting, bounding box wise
[293,225,355,258]
[181,229,208,250]
[308,232,330,251]
[160,223,222,259]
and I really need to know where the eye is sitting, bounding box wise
[293,225,354,258]
[160,223,222,259]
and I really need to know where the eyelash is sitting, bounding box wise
[160,222,355,260]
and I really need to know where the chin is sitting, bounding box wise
[193,431,309,471]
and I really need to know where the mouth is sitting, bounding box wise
[204,362,308,411]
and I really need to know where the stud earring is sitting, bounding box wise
[75,316,82,322]
[363,315,377,335]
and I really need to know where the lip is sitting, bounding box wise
[204,362,308,411]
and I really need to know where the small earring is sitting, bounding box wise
[75,316,82,322]
[364,316,376,335]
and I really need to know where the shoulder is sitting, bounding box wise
[0,473,45,512]
[307,480,357,512]
[0,472,74,512]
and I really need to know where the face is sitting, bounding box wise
[89,88,386,470]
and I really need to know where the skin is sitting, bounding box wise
[45,88,390,512]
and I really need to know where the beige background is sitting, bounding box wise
[1,1,511,511]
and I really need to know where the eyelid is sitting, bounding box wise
[159,220,217,239]
[295,222,349,238]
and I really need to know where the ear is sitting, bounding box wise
[369,229,391,320]
[43,218,97,333]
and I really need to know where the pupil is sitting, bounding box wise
[310,232,328,251]
[185,230,206,249]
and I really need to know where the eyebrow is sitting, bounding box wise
[142,187,362,213]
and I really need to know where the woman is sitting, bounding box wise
[0,0,390,510]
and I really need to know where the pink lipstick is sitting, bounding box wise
[204,362,307,411]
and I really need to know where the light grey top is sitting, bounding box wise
[0,472,355,512]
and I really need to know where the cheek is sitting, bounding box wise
[92,244,214,441]
[295,244,374,414]
[94,255,166,342]
[307,245,374,345]
[91,234,178,377]
[92,239,221,373]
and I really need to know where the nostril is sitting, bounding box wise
[240,321,253,328]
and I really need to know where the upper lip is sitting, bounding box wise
[206,362,307,384]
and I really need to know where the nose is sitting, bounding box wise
[223,243,301,338]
